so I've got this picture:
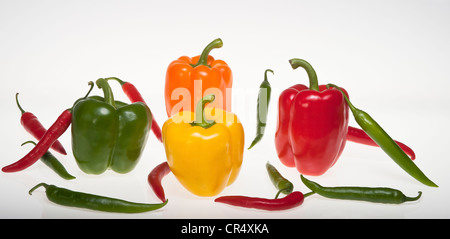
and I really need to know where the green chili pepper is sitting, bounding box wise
[266,162,293,199]
[301,175,422,204]
[29,183,168,213]
[327,84,438,188]
[248,69,274,149]
[21,141,75,180]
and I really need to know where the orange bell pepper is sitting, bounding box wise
[164,38,233,117]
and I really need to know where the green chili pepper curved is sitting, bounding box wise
[266,162,293,198]
[327,84,438,187]
[21,141,75,180]
[301,175,422,204]
[29,183,168,213]
[248,69,273,149]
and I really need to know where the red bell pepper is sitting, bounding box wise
[275,59,349,176]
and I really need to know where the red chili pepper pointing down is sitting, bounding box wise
[107,77,162,142]
[15,93,67,155]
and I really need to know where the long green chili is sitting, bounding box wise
[301,175,422,204]
[266,162,293,198]
[248,69,274,149]
[327,84,438,188]
[21,141,75,180]
[29,183,168,213]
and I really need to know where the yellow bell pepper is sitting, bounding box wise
[162,94,244,197]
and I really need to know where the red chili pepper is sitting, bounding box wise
[148,161,171,202]
[347,126,416,160]
[3,82,94,173]
[214,191,304,211]
[15,93,67,155]
[107,77,162,142]
[2,109,72,173]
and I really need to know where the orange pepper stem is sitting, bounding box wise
[190,38,223,68]
[190,94,216,129]
[289,58,319,91]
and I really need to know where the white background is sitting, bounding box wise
[1,0,449,219]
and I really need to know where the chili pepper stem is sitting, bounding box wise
[190,94,216,129]
[303,191,315,198]
[404,191,422,202]
[15,93,26,114]
[105,77,126,86]
[289,58,319,91]
[29,183,49,195]
[191,38,223,68]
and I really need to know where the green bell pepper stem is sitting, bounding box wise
[96,78,116,108]
[327,84,438,188]
[190,94,216,129]
[289,58,319,91]
[190,38,223,68]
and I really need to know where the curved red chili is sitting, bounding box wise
[106,77,162,142]
[347,126,416,160]
[2,109,72,172]
[148,162,171,202]
[15,93,67,155]
[214,191,304,211]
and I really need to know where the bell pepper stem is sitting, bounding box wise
[190,94,216,129]
[289,58,319,91]
[191,38,223,68]
[96,78,116,108]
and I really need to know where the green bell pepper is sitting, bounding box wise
[71,78,152,174]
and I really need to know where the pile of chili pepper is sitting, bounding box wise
[2,82,95,173]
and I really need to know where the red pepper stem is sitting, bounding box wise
[96,78,116,108]
[15,93,26,114]
[289,58,319,91]
[191,38,223,68]
[105,77,126,86]
[190,94,216,129]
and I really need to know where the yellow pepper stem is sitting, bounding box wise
[190,94,216,129]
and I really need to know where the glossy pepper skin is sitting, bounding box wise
[71,78,151,174]
[275,59,349,176]
[162,94,244,197]
[164,38,232,117]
